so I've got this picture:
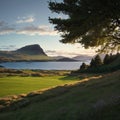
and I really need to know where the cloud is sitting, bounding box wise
[0,20,57,36]
[45,49,96,57]
[16,16,35,24]
[17,25,57,36]
[0,21,15,35]
[0,28,15,35]
[45,50,86,57]
[0,45,16,51]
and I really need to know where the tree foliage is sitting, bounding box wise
[103,54,110,64]
[80,62,88,71]
[90,55,102,67]
[90,58,95,67]
[49,0,120,52]
[78,53,120,73]
[94,55,103,66]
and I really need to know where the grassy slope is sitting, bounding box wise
[0,76,80,97]
[0,70,119,120]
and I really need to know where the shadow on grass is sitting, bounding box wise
[59,75,82,81]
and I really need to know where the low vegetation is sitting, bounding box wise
[0,70,119,120]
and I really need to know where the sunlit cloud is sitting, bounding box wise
[17,25,57,36]
[0,20,57,36]
[45,50,95,57]
[16,16,35,24]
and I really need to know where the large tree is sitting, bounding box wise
[49,0,120,52]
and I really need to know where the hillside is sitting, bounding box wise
[0,44,51,61]
[15,44,47,55]
[0,45,89,62]
[0,70,119,120]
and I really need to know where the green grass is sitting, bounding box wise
[0,70,119,120]
[0,76,80,97]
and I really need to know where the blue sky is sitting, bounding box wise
[0,0,95,57]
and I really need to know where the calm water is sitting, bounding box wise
[0,61,90,70]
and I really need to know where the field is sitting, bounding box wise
[0,75,80,97]
[0,69,119,120]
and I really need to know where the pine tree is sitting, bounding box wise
[104,54,110,64]
[90,58,95,67]
[80,63,87,71]
[49,0,120,52]
[94,55,103,67]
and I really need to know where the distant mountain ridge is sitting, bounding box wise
[56,57,77,61]
[0,44,50,61]
[0,44,93,62]
[73,55,92,61]
[15,44,47,56]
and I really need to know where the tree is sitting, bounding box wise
[90,58,95,67]
[94,55,103,66]
[80,62,87,71]
[89,55,102,67]
[49,0,120,52]
[109,52,120,63]
[103,54,110,64]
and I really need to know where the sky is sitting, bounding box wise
[0,0,96,57]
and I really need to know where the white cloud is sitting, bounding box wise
[16,16,35,24]
[0,20,57,36]
[45,50,95,57]
[17,25,57,36]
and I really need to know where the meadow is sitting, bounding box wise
[0,70,119,120]
[0,75,80,97]
[0,66,120,120]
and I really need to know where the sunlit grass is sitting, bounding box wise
[0,76,80,97]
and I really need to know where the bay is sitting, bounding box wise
[0,61,90,70]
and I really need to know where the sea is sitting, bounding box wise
[0,61,90,70]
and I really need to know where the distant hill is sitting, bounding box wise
[15,44,47,56]
[0,45,95,62]
[52,56,65,60]
[0,44,51,61]
[73,55,92,61]
[56,57,77,61]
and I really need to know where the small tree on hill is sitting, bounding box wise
[115,52,120,59]
[80,63,88,71]
[104,54,110,64]
[90,55,102,68]
[94,55,103,67]
[90,58,95,67]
